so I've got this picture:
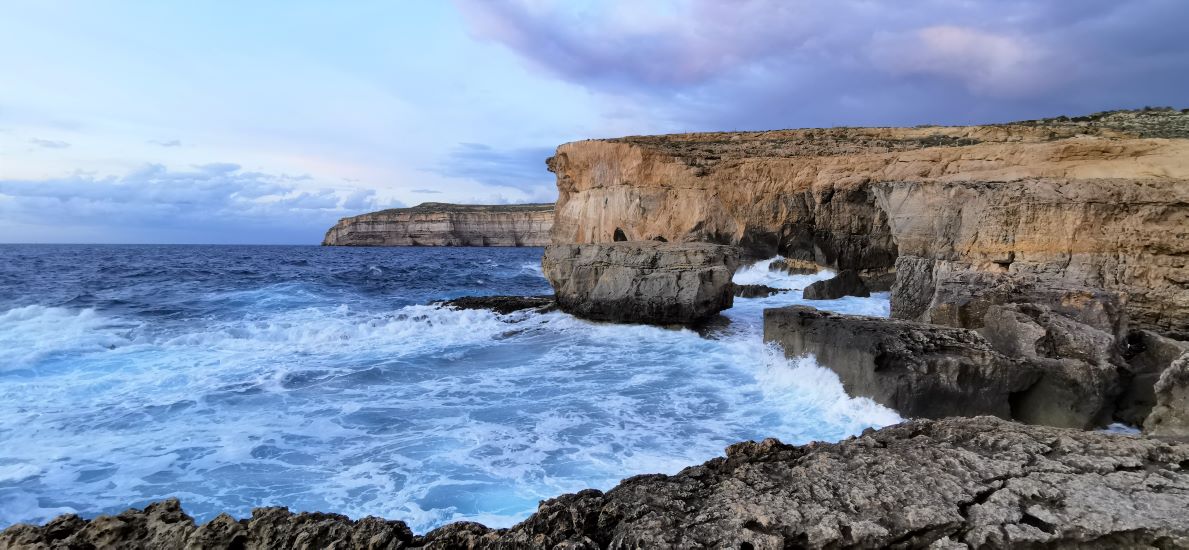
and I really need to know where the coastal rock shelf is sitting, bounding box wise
[6,417,1188,548]
[322,202,554,247]
[546,109,1189,337]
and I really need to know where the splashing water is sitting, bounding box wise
[0,246,899,531]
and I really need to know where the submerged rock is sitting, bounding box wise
[7,417,1189,549]
[730,283,787,298]
[801,269,870,300]
[436,295,556,315]
[542,242,739,324]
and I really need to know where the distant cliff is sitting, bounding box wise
[322,202,554,246]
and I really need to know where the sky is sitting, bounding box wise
[1,1,1186,244]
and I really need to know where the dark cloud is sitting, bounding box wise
[0,164,381,244]
[148,138,182,147]
[431,142,555,196]
[457,0,1189,129]
[29,138,70,149]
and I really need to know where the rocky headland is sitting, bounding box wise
[322,202,554,247]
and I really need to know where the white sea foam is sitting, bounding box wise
[0,255,901,532]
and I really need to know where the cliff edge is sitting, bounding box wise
[322,202,554,247]
[546,109,1189,337]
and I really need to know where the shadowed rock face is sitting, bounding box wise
[322,203,554,247]
[546,110,1189,337]
[542,242,738,324]
[802,269,870,300]
[1146,351,1189,437]
[6,417,1188,549]
[764,305,1132,429]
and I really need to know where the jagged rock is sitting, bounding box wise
[322,203,553,247]
[546,110,1189,336]
[731,283,787,298]
[978,303,1121,428]
[1120,331,1189,426]
[802,270,870,300]
[767,258,819,275]
[436,295,556,315]
[1145,351,1189,437]
[764,305,1127,428]
[0,499,416,550]
[8,418,1189,549]
[763,305,1036,420]
[541,242,738,324]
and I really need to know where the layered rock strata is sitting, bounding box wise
[7,417,1189,549]
[546,109,1189,337]
[322,203,554,246]
[542,242,738,324]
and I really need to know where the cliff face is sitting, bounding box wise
[322,202,554,247]
[546,110,1189,336]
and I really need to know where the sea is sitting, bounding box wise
[0,244,900,532]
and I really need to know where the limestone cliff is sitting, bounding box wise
[546,109,1189,337]
[322,202,554,247]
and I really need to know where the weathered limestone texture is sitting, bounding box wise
[323,203,554,246]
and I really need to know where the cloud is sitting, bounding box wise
[410,189,442,194]
[430,142,555,195]
[0,164,383,244]
[29,138,70,149]
[456,0,1189,129]
[148,138,182,147]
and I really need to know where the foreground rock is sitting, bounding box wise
[1146,352,1189,437]
[322,202,553,247]
[436,295,556,315]
[542,242,738,324]
[7,417,1189,549]
[546,109,1189,337]
[801,269,870,300]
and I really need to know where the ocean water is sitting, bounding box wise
[0,245,899,532]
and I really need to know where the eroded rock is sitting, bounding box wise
[763,305,1036,420]
[542,242,738,324]
[7,418,1189,549]
[1120,331,1189,426]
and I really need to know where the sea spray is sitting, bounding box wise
[0,246,899,532]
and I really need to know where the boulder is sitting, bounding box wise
[9,418,1189,549]
[542,242,739,324]
[763,305,1036,419]
[801,270,870,300]
[1145,351,1189,437]
[1119,330,1189,426]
